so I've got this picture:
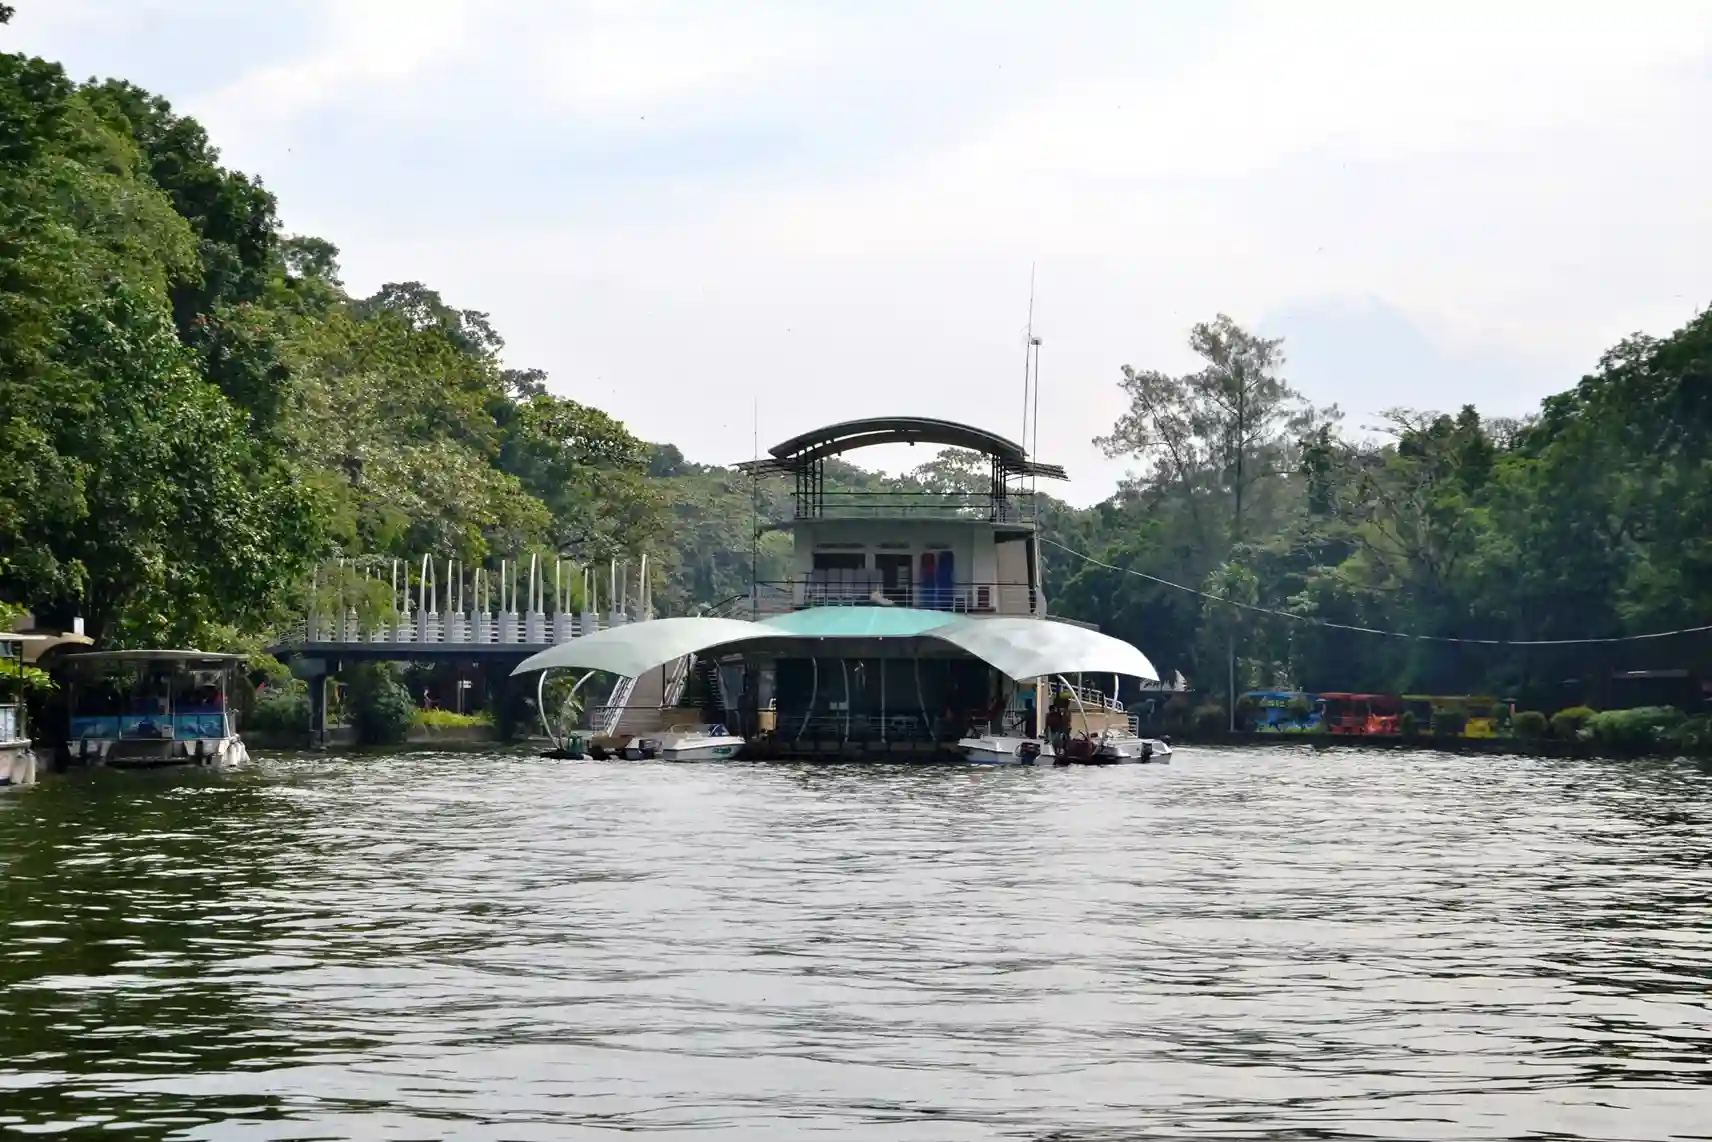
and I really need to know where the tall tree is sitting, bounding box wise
[1096,315,1329,547]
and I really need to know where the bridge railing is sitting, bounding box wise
[282,608,643,649]
[287,553,658,649]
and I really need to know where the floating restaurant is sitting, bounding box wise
[513,417,1172,763]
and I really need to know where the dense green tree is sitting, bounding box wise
[1068,309,1712,707]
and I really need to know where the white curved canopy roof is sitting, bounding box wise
[929,617,1158,683]
[510,608,1159,683]
[509,617,770,678]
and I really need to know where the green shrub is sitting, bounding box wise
[1512,710,1549,739]
[1668,715,1712,756]
[1233,694,1258,732]
[1399,709,1420,738]
[0,662,55,700]
[248,682,309,732]
[1432,707,1469,737]
[1585,706,1683,753]
[346,663,415,746]
[1550,706,1596,741]
[414,707,490,728]
[1192,703,1227,735]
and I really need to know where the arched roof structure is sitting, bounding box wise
[736,417,1067,480]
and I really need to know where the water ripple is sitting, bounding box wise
[2,748,1711,1139]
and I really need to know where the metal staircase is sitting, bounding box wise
[591,655,693,738]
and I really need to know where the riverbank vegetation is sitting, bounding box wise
[1065,307,1712,721]
[2,29,1708,742]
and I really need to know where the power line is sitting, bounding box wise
[1040,536,1712,647]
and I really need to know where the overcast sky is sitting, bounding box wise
[10,1,1712,503]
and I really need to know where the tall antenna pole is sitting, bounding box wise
[1021,262,1035,453]
[1031,334,1043,460]
[751,395,760,619]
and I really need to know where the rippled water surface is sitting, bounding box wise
[3,748,1712,1140]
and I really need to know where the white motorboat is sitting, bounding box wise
[956,733,1055,765]
[1085,729,1172,764]
[655,723,746,762]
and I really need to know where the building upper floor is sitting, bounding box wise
[736,417,1067,618]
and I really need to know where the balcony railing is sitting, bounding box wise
[750,576,1038,616]
[789,490,1037,523]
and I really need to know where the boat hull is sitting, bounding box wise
[73,736,249,770]
[1091,738,1173,764]
[659,738,745,762]
[957,735,1173,766]
[1,745,36,787]
[956,736,1054,765]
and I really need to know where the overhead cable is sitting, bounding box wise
[1041,536,1712,647]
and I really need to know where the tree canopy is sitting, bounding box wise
[1062,308,1712,709]
[3,32,1707,717]
[0,49,664,646]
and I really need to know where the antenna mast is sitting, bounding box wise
[1021,263,1035,454]
[750,395,760,619]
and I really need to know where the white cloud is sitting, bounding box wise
[202,0,474,127]
[508,0,826,122]
[16,0,1712,504]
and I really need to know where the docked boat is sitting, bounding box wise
[1062,728,1172,764]
[957,731,1053,765]
[621,736,659,760]
[2,634,37,787]
[655,722,746,762]
[958,720,1170,766]
[60,650,249,769]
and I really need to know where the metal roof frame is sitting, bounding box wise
[734,416,1068,481]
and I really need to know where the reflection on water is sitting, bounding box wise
[2,748,1711,1139]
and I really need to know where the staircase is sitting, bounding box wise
[596,655,698,739]
[607,667,664,738]
[678,655,722,713]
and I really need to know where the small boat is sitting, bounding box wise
[2,634,38,787]
[654,722,746,762]
[620,736,660,760]
[956,732,1055,765]
[1083,729,1172,764]
[61,650,249,770]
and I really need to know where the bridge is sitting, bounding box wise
[269,555,684,742]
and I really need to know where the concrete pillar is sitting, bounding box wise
[491,670,519,743]
[309,673,328,749]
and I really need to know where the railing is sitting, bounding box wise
[281,608,640,649]
[0,704,20,744]
[791,490,1037,524]
[1059,682,1125,713]
[593,675,638,735]
[750,578,1038,616]
[661,655,692,708]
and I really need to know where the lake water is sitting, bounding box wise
[2,747,1711,1140]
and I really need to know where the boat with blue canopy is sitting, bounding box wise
[60,650,249,769]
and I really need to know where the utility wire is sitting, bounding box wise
[1040,536,1712,647]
